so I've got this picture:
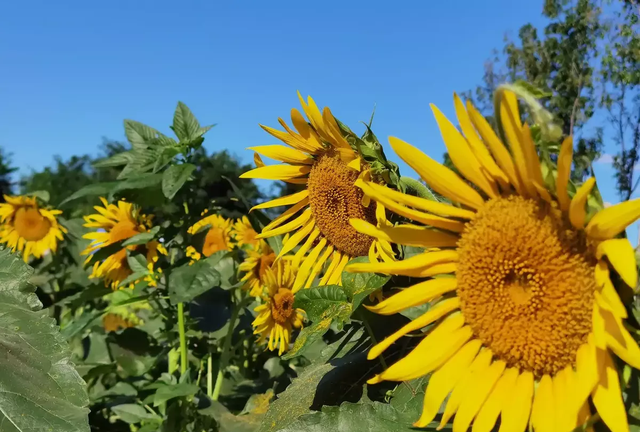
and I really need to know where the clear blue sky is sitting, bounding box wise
[0,0,635,242]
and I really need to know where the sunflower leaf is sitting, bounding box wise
[294,285,349,322]
[342,257,391,310]
[122,226,161,247]
[124,119,161,150]
[172,102,201,142]
[0,247,90,431]
[162,163,196,199]
[168,255,222,304]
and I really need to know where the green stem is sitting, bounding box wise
[400,176,439,202]
[212,294,250,401]
[361,314,387,369]
[207,355,213,398]
[178,302,188,374]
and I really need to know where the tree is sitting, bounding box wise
[0,147,17,201]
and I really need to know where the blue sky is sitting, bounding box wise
[0,0,635,242]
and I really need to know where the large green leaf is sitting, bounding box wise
[168,255,222,304]
[171,102,200,142]
[124,119,161,149]
[162,163,196,199]
[293,286,348,322]
[153,383,199,406]
[0,248,90,431]
[341,257,390,310]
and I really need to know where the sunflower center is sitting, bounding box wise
[14,207,51,241]
[271,288,295,324]
[203,228,228,257]
[456,195,596,377]
[307,154,377,257]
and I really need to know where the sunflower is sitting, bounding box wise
[347,91,640,432]
[240,93,395,291]
[188,213,232,256]
[232,216,259,248]
[82,198,166,289]
[252,259,305,355]
[0,195,67,262]
[239,239,276,297]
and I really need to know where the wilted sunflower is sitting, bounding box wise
[252,259,304,355]
[0,195,67,262]
[240,93,395,291]
[348,91,640,432]
[239,239,276,297]
[188,213,232,256]
[232,216,259,248]
[82,198,166,289]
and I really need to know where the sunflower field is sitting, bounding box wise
[3,80,640,432]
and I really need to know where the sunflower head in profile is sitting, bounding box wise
[187,213,232,257]
[82,198,166,290]
[348,89,640,432]
[232,216,259,248]
[0,195,67,262]
[252,259,305,355]
[239,239,276,297]
[240,93,397,291]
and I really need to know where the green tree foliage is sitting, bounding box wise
[0,147,17,201]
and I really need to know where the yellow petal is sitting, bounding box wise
[361,179,476,219]
[472,368,519,432]
[586,198,640,240]
[350,219,459,248]
[596,238,638,289]
[500,92,535,198]
[454,94,510,190]
[595,262,628,319]
[569,177,596,229]
[254,152,265,167]
[261,198,309,233]
[575,336,599,407]
[597,297,640,369]
[431,103,498,198]
[259,123,312,153]
[240,164,311,180]
[357,179,466,232]
[520,124,549,201]
[365,277,457,315]
[592,303,607,349]
[257,209,311,239]
[453,360,506,432]
[293,238,327,292]
[438,349,494,429]
[556,136,574,212]
[346,250,458,277]
[552,367,575,431]
[498,371,534,432]
[592,350,629,432]
[247,145,313,165]
[368,297,461,359]
[369,317,470,384]
[415,340,483,428]
[530,375,554,432]
[388,136,485,210]
[467,100,522,194]
[278,218,315,258]
[251,190,309,211]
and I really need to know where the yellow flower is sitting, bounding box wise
[185,245,202,265]
[82,198,166,290]
[239,240,276,297]
[240,93,395,291]
[188,214,232,257]
[232,216,259,248]
[102,313,138,332]
[252,259,305,355]
[348,91,640,432]
[0,195,67,262]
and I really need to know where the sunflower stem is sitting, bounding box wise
[207,355,213,397]
[212,292,251,401]
[400,177,439,202]
[361,315,387,369]
[177,302,188,374]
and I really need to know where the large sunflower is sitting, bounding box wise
[252,259,305,355]
[240,93,395,291]
[82,198,166,289]
[0,195,67,262]
[239,239,276,297]
[348,91,640,432]
[187,213,232,257]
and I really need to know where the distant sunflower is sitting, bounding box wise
[239,240,276,297]
[102,313,138,332]
[0,195,67,262]
[82,198,166,289]
[232,216,259,248]
[252,259,304,355]
[240,93,395,291]
[188,213,232,256]
[349,91,640,432]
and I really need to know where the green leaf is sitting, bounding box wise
[207,250,236,290]
[162,163,196,199]
[93,151,133,168]
[112,404,161,424]
[172,102,200,142]
[115,173,163,194]
[200,400,264,432]
[168,255,222,304]
[153,147,181,173]
[342,257,390,310]
[127,253,149,274]
[293,286,348,322]
[60,182,118,206]
[110,344,156,377]
[25,189,50,202]
[281,319,333,361]
[124,119,161,150]
[153,383,199,406]
[0,247,90,431]
[122,226,160,246]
